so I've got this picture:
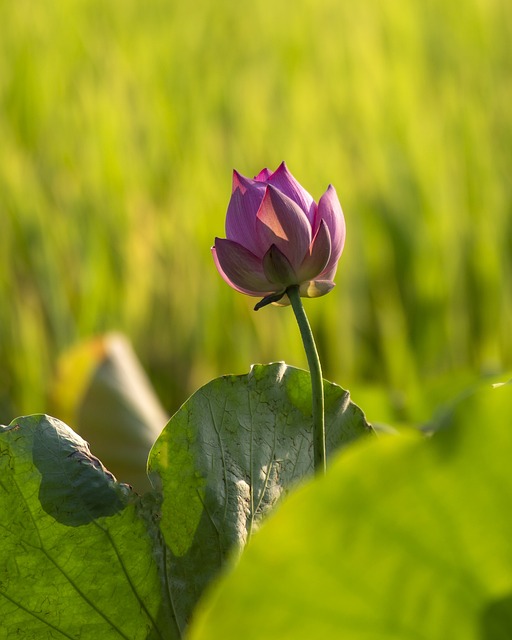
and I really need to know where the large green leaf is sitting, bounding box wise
[0,414,176,639]
[148,362,372,629]
[0,365,371,637]
[188,380,512,640]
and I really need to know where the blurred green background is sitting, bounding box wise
[1,0,511,427]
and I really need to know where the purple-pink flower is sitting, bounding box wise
[212,162,345,306]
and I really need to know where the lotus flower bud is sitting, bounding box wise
[212,162,345,307]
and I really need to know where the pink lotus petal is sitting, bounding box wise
[232,169,266,195]
[316,185,345,273]
[317,264,338,282]
[226,187,265,256]
[256,186,311,270]
[298,220,332,282]
[212,239,274,296]
[255,168,272,181]
[267,162,316,223]
[232,170,248,194]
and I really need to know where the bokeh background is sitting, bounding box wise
[1,0,511,427]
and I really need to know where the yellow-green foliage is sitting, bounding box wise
[1,0,511,422]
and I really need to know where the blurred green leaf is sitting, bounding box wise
[50,333,168,493]
[0,414,177,639]
[188,379,512,640]
[148,362,372,629]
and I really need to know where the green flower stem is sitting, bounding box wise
[287,285,326,475]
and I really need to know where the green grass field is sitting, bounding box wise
[1,0,511,426]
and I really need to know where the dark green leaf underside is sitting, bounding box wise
[0,415,174,640]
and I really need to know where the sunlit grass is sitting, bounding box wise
[1,0,511,424]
